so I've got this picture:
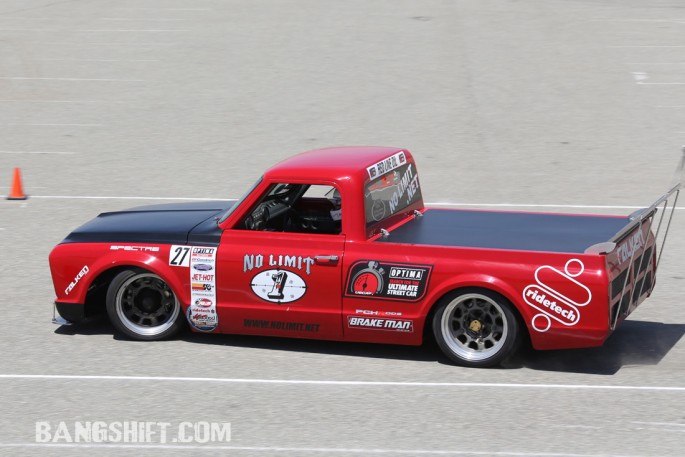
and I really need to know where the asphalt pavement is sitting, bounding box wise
[0,1,684,456]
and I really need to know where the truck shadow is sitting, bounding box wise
[55,319,684,374]
[518,320,685,375]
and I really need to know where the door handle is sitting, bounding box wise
[315,255,339,265]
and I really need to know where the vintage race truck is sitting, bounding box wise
[49,146,682,367]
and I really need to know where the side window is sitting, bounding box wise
[239,183,342,235]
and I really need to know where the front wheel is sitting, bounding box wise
[106,269,184,341]
[432,288,519,368]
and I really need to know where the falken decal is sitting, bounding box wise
[522,259,592,333]
[250,269,307,304]
[186,246,218,332]
[345,260,432,302]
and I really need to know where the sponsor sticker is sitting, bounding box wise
[250,269,307,304]
[64,265,89,296]
[347,316,414,332]
[522,259,592,333]
[169,245,191,267]
[243,319,320,332]
[186,246,218,332]
[367,151,406,180]
[345,260,432,302]
[110,245,160,252]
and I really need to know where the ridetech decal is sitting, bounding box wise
[345,260,432,302]
[250,269,307,304]
[522,259,592,333]
[186,247,218,332]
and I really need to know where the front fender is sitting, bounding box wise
[49,243,188,306]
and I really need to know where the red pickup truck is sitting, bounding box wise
[49,146,681,367]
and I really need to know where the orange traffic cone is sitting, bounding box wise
[7,167,27,200]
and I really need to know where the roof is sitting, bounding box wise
[265,146,407,182]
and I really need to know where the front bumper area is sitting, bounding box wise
[54,301,86,323]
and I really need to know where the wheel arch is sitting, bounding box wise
[422,275,530,344]
[80,257,188,317]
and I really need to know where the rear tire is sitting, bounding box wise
[106,269,184,341]
[432,288,519,368]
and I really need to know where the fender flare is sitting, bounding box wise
[69,252,189,306]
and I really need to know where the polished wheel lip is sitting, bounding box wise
[115,273,180,337]
[440,293,508,362]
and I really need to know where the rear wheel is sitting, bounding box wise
[106,269,184,341]
[432,288,519,367]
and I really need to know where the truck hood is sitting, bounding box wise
[62,200,237,246]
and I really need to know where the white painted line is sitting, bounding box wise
[427,202,685,210]
[0,150,76,155]
[610,45,685,48]
[19,196,685,210]
[631,71,648,82]
[36,58,159,62]
[0,442,663,456]
[0,28,189,32]
[5,123,102,127]
[637,82,685,85]
[0,77,143,82]
[100,18,186,22]
[30,42,176,46]
[0,374,683,391]
[626,62,685,65]
[0,99,124,104]
[112,7,212,10]
[30,195,228,201]
[592,18,685,24]
[632,421,685,427]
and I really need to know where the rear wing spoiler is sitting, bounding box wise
[585,148,684,329]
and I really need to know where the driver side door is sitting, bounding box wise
[215,182,345,340]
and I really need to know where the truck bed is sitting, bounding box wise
[379,208,631,254]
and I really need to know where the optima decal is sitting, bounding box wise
[345,260,432,302]
[522,259,592,333]
[250,269,307,304]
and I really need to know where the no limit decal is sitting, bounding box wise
[345,260,432,302]
[250,269,307,304]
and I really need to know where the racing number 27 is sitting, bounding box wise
[170,246,190,266]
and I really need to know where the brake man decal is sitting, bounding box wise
[522,259,592,333]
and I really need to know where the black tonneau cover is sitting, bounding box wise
[378,209,631,254]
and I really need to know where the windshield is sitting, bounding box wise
[218,176,263,223]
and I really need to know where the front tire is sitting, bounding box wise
[106,269,184,341]
[432,288,519,368]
